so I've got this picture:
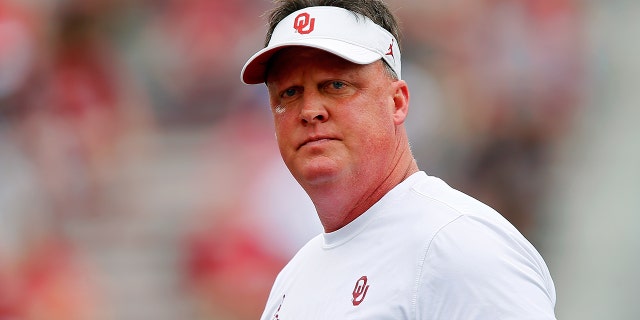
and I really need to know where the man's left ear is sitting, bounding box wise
[392,80,410,125]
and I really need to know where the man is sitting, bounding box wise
[240,0,557,319]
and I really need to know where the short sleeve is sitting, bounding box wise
[415,216,556,320]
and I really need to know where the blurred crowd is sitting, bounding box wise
[0,0,585,319]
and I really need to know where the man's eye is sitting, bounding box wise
[330,81,345,90]
[282,88,297,98]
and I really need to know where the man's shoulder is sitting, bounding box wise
[403,173,534,256]
[405,172,495,216]
[388,173,541,264]
[391,172,503,230]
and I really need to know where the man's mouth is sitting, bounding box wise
[298,136,336,150]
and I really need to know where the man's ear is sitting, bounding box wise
[392,80,410,125]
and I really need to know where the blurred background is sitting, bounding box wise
[0,0,638,319]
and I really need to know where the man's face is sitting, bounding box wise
[266,47,407,189]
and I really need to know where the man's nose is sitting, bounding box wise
[299,95,329,125]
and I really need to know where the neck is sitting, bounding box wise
[306,145,419,233]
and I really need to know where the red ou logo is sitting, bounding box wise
[352,276,370,306]
[293,12,315,34]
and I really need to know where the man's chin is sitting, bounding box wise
[294,161,342,187]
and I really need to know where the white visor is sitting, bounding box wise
[241,6,401,84]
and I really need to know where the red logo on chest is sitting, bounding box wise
[293,12,315,34]
[352,276,370,306]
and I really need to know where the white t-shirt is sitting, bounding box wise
[260,171,556,319]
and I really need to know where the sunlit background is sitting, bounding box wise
[0,0,638,319]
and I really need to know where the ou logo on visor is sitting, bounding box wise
[293,12,315,34]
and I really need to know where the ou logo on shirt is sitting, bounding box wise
[352,276,370,306]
